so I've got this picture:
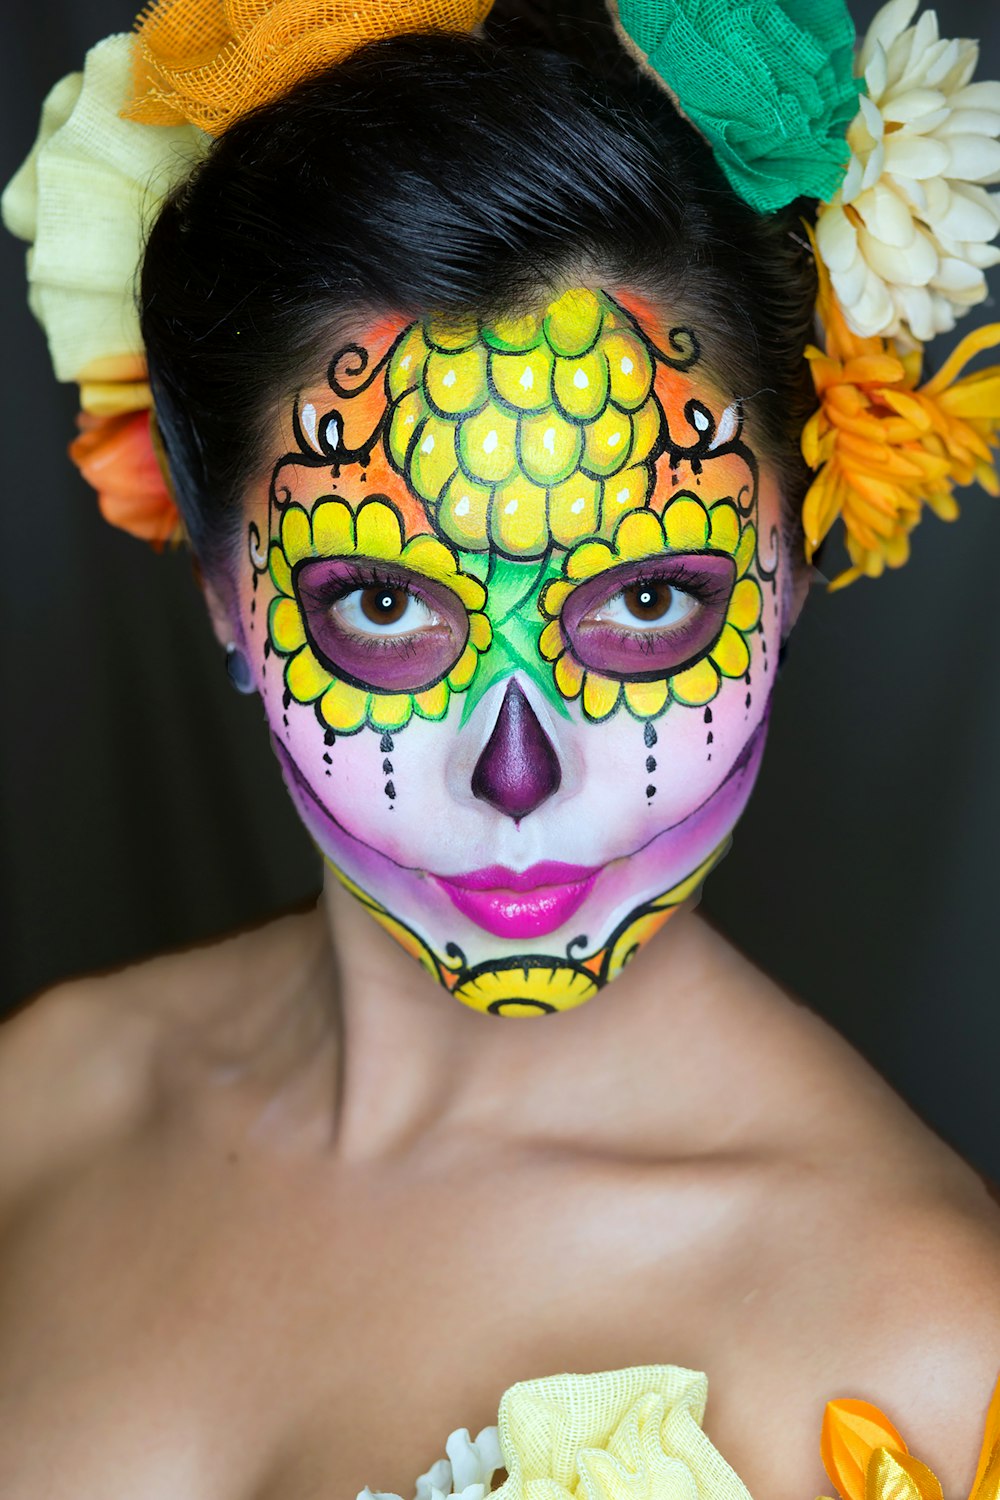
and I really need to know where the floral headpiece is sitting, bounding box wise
[3,0,1000,586]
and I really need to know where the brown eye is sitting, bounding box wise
[360,586,408,625]
[622,582,674,622]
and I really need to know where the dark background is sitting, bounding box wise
[2,2,998,1178]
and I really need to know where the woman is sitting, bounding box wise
[1,2,999,1496]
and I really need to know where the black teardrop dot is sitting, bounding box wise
[704,707,712,724]
[707,731,714,745]
[384,780,396,801]
[322,753,332,765]
[745,692,752,710]
[646,784,657,799]
[263,639,272,659]
[745,670,751,686]
[382,758,393,775]
[282,688,292,711]
[645,756,656,774]
[324,729,336,746]
[644,722,658,748]
[380,732,394,754]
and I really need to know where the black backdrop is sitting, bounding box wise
[2,1,998,1179]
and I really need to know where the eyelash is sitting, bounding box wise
[606,563,731,622]
[300,563,436,657]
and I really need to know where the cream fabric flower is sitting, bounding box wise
[358,1423,504,1500]
[1,33,207,392]
[815,0,1000,342]
[492,1365,751,1499]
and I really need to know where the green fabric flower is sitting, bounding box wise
[612,0,862,214]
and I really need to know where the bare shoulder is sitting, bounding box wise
[0,906,325,1210]
[692,918,1000,1494]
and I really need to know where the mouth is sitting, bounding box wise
[431,861,600,939]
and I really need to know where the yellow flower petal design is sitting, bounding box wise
[600,463,651,526]
[734,522,757,579]
[415,680,450,719]
[615,506,665,560]
[711,623,751,679]
[538,620,564,662]
[447,644,478,691]
[268,543,293,596]
[540,579,576,618]
[624,678,670,717]
[582,672,621,720]
[424,345,487,416]
[548,473,602,547]
[582,404,633,478]
[369,693,414,730]
[311,498,354,557]
[662,496,709,550]
[409,414,458,503]
[554,652,585,698]
[567,539,614,579]
[285,644,331,702]
[670,658,720,707]
[708,501,740,554]
[468,611,493,652]
[387,323,427,401]
[401,533,461,583]
[438,471,491,551]
[491,473,549,556]
[454,961,598,1016]
[629,399,661,465]
[280,503,312,565]
[387,388,425,471]
[728,577,762,632]
[355,499,403,558]
[269,596,306,654]
[320,680,369,732]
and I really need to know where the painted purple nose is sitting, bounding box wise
[471,679,562,822]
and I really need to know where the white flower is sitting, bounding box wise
[357,1424,503,1500]
[815,0,1000,342]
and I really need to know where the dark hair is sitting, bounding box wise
[140,30,817,572]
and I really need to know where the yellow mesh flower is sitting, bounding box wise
[538,499,761,722]
[267,497,491,734]
[123,0,494,135]
[804,231,1000,589]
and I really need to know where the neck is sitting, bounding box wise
[315,872,752,1166]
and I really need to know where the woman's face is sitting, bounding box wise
[231,287,793,1015]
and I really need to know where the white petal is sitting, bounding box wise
[859,93,886,141]
[882,131,951,177]
[858,0,919,77]
[937,109,1000,138]
[890,172,928,211]
[928,293,958,335]
[845,270,897,338]
[944,133,1000,182]
[816,203,858,271]
[951,81,1000,113]
[881,87,946,124]
[865,42,889,102]
[921,175,952,220]
[861,138,887,190]
[939,40,979,95]
[830,252,871,306]
[923,36,961,90]
[898,15,943,85]
[859,222,938,284]
[936,182,1000,240]
[895,283,936,340]
[857,182,916,246]
[932,257,985,292]
[842,151,865,204]
[964,241,1000,268]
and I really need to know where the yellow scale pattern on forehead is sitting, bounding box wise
[385,287,657,558]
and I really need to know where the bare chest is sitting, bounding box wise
[0,1136,807,1500]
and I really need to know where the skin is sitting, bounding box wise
[0,288,998,1500]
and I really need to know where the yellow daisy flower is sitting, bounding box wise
[268,496,491,734]
[538,500,762,722]
[453,959,599,1017]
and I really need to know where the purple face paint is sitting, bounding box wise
[471,679,562,822]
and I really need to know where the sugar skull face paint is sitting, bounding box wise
[238,288,785,1016]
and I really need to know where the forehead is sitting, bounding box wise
[260,286,758,552]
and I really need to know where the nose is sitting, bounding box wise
[471,679,562,822]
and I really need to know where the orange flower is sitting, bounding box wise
[70,408,181,548]
[820,1374,1000,1500]
[802,232,1000,590]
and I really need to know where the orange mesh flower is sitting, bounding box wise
[123,0,495,135]
[70,408,181,548]
[819,1375,1000,1500]
[803,232,1000,590]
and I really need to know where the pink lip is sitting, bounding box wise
[432,862,600,938]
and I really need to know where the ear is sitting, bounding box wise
[201,571,240,653]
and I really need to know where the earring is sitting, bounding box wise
[225,644,255,695]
